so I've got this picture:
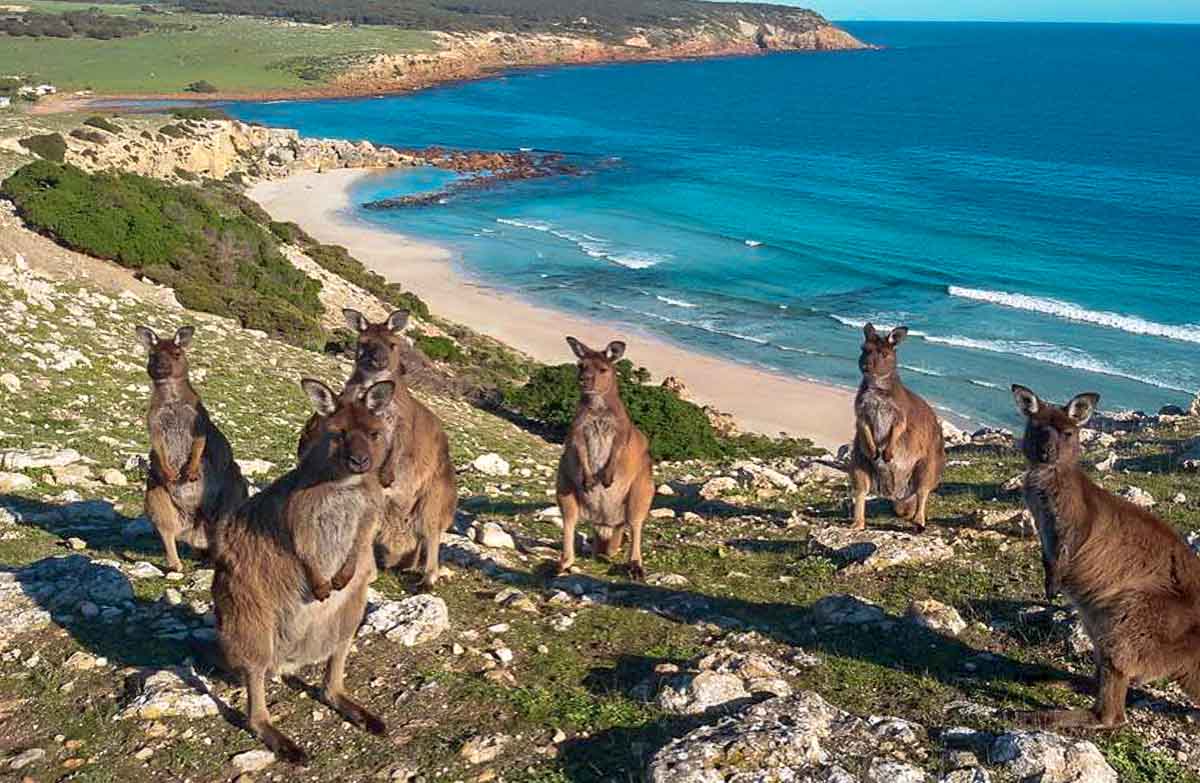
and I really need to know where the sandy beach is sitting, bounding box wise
[249,168,856,449]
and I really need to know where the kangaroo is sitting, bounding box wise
[136,325,247,572]
[849,323,945,530]
[1012,384,1200,729]
[556,337,654,581]
[298,309,456,593]
[213,379,394,764]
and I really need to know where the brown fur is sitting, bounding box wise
[849,324,945,530]
[298,310,456,592]
[1012,384,1200,730]
[556,337,654,581]
[213,379,394,764]
[136,326,247,572]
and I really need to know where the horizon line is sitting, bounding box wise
[832,18,1200,25]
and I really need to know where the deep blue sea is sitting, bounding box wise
[230,22,1200,428]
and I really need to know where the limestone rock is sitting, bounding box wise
[231,749,276,773]
[1118,485,1155,508]
[990,731,1117,783]
[471,453,510,477]
[906,599,967,636]
[646,691,924,783]
[116,667,220,720]
[809,526,954,573]
[460,733,509,765]
[473,521,516,550]
[810,594,886,626]
[0,472,34,493]
[699,476,738,500]
[360,594,449,646]
[235,458,275,477]
[0,447,81,470]
[658,671,750,715]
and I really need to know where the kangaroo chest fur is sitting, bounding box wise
[151,400,199,469]
[856,386,899,445]
[1024,467,1068,585]
[581,412,618,475]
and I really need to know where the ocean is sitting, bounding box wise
[229,22,1200,429]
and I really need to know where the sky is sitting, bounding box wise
[750,0,1200,23]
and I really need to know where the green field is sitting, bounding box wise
[0,2,434,94]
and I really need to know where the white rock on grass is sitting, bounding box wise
[906,599,967,637]
[0,447,81,470]
[100,468,128,487]
[127,561,164,580]
[810,594,886,626]
[360,593,449,646]
[810,526,954,574]
[1119,486,1155,509]
[235,458,275,477]
[0,372,20,394]
[0,472,34,492]
[8,747,46,770]
[473,521,516,550]
[470,453,510,477]
[231,749,276,773]
[699,476,738,500]
[647,691,927,783]
[990,731,1118,783]
[459,733,509,764]
[657,671,749,715]
[115,667,220,720]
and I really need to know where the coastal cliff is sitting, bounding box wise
[340,22,866,96]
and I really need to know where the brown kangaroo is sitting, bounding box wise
[1012,384,1200,730]
[298,309,456,593]
[136,325,247,572]
[556,337,654,581]
[213,379,394,764]
[849,324,945,530]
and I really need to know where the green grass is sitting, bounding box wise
[0,7,434,94]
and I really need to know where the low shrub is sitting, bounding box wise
[17,133,66,162]
[171,106,231,121]
[69,128,108,145]
[158,123,190,139]
[1,161,323,346]
[413,334,465,364]
[504,361,723,461]
[185,80,218,94]
[83,116,121,133]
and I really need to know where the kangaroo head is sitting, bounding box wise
[136,325,194,382]
[1012,384,1099,467]
[566,336,625,398]
[344,309,409,376]
[858,323,907,380]
[301,378,395,479]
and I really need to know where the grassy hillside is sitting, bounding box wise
[0,3,433,94]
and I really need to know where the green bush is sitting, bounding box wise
[83,115,122,133]
[1,161,323,346]
[171,106,231,121]
[413,334,465,364]
[302,242,430,319]
[504,361,723,461]
[18,133,67,163]
[185,80,218,93]
[158,123,190,139]
[69,128,108,145]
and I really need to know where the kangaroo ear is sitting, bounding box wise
[566,336,589,360]
[1066,392,1100,426]
[386,310,410,334]
[1011,384,1040,417]
[364,381,395,414]
[606,341,626,361]
[342,308,368,333]
[888,327,908,347]
[135,326,158,351]
[173,326,195,348]
[863,322,877,340]
[301,378,337,416]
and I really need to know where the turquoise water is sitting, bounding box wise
[231,22,1200,428]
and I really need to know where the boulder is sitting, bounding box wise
[657,670,750,715]
[990,731,1117,783]
[1118,486,1155,509]
[360,593,449,646]
[116,667,220,720]
[470,453,510,477]
[809,526,954,573]
[906,599,967,636]
[699,476,738,500]
[810,594,886,626]
[0,447,81,470]
[0,472,34,493]
[646,691,927,783]
[473,521,516,550]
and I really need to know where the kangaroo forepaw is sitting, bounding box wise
[331,694,387,736]
[311,580,332,601]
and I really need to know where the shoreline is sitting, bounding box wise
[30,37,873,116]
[249,169,856,450]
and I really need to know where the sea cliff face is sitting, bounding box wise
[337,21,867,96]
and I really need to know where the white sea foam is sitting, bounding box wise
[901,364,945,378]
[829,314,926,337]
[744,240,763,248]
[948,286,1200,344]
[924,334,1191,392]
[601,302,769,346]
[497,218,669,269]
[969,379,1003,390]
[655,295,699,308]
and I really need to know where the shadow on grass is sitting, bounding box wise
[0,492,180,562]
